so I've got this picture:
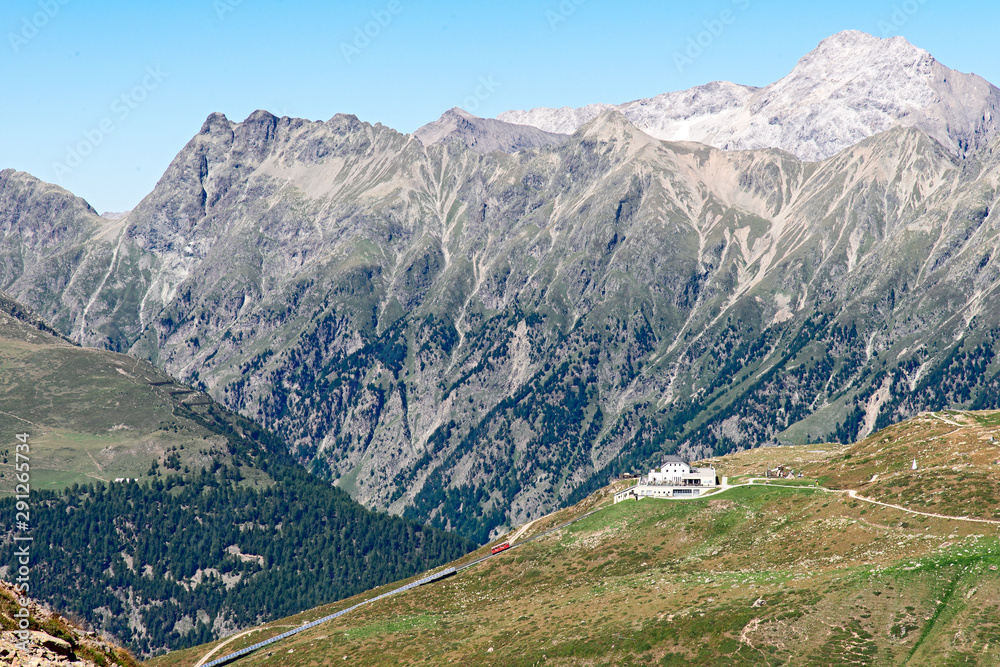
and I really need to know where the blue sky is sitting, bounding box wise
[2,0,998,213]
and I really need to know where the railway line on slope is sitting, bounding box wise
[197,506,605,666]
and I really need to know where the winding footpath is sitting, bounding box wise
[193,627,290,667]
[728,477,1000,526]
[844,489,1000,525]
[506,517,537,544]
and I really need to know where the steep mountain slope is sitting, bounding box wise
[414,107,568,153]
[0,292,473,656]
[0,170,108,338]
[3,91,1000,545]
[500,31,1000,161]
[148,411,1000,667]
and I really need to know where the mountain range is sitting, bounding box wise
[414,107,567,154]
[2,31,1000,548]
[498,30,1000,161]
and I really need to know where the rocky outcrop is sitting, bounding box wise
[0,580,136,667]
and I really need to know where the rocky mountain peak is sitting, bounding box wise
[444,106,477,121]
[414,107,568,153]
[802,29,931,68]
[199,111,233,137]
[325,112,365,131]
[0,169,99,241]
[413,107,477,145]
[499,31,1000,161]
[575,109,651,146]
[766,30,940,117]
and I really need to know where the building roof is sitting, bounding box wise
[661,455,687,463]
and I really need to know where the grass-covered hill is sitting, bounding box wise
[0,292,474,657]
[149,411,1000,666]
[0,290,250,493]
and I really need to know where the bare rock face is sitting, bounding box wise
[0,580,136,666]
[500,81,754,143]
[31,631,73,657]
[3,33,1000,544]
[499,31,1000,161]
[414,107,568,153]
[0,169,106,337]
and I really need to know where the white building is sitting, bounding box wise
[614,456,719,503]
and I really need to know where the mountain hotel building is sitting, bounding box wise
[614,456,719,503]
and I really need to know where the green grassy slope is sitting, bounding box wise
[0,292,244,492]
[149,413,1000,666]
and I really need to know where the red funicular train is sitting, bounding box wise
[491,542,511,555]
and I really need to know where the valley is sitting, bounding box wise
[4,100,1000,545]
[0,293,473,657]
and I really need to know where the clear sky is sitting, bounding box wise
[2,0,998,213]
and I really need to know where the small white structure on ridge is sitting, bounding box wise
[912,458,918,470]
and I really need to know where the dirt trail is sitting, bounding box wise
[508,518,537,544]
[923,411,965,427]
[729,479,1000,525]
[845,489,1000,525]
